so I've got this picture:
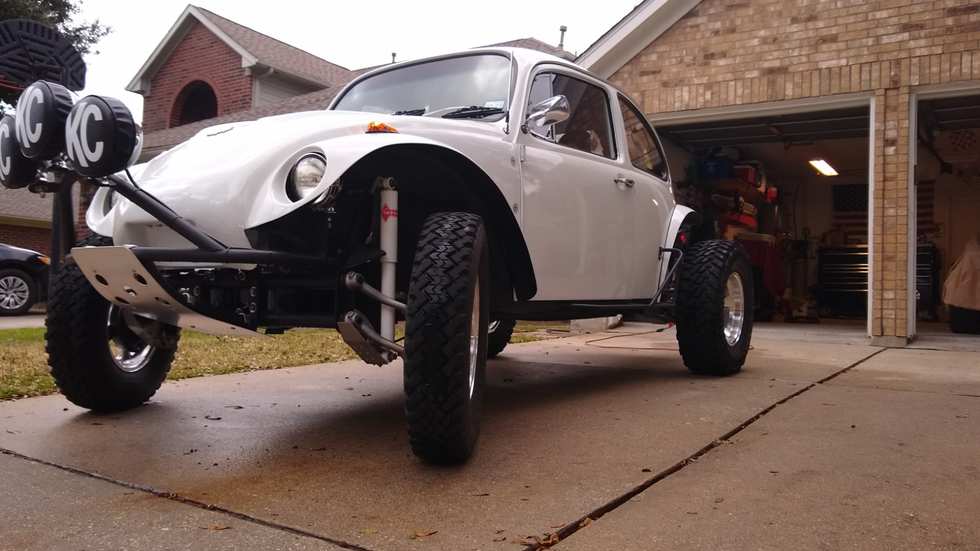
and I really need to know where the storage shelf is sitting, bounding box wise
[701,178,767,205]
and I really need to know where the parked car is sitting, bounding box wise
[0,243,49,315]
[0,47,754,463]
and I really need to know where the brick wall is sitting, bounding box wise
[0,224,52,255]
[612,0,980,340]
[142,22,253,133]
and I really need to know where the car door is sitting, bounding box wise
[518,69,635,301]
[616,94,673,299]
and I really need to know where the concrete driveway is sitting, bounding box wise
[1,324,978,550]
[0,309,45,330]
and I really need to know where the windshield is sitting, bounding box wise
[332,54,511,119]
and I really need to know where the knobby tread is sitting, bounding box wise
[404,212,488,464]
[46,233,179,412]
[675,239,754,376]
[487,319,516,358]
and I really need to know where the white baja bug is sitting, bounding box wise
[0,48,753,463]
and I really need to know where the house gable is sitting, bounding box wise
[141,21,252,133]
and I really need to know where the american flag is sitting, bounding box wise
[831,181,936,237]
[832,184,869,235]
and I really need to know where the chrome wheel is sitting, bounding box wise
[0,275,30,312]
[107,307,155,372]
[723,272,745,346]
[468,278,481,400]
[488,320,500,333]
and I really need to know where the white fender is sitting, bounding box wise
[658,204,701,293]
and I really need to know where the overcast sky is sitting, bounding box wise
[74,0,640,124]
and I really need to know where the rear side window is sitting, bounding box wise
[528,72,615,159]
[618,95,667,180]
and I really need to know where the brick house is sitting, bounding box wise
[578,0,980,345]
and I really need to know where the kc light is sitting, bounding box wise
[287,153,327,201]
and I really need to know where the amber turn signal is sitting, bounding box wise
[366,121,398,134]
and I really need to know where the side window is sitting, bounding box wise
[527,71,615,159]
[618,95,667,180]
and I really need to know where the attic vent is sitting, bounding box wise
[171,80,218,128]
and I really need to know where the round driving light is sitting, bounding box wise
[0,115,41,189]
[288,154,326,201]
[14,80,74,160]
[64,95,139,178]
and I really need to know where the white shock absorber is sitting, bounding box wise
[379,177,398,342]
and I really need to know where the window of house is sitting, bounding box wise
[170,81,218,128]
[527,72,615,159]
[618,95,667,180]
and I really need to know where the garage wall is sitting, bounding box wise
[610,0,980,341]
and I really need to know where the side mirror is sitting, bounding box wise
[526,95,569,131]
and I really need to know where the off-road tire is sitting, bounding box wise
[46,233,180,412]
[404,212,489,464]
[675,240,754,376]
[487,319,515,358]
[0,268,36,316]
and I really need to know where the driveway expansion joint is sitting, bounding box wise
[522,347,888,550]
[0,447,374,551]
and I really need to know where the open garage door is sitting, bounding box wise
[914,91,980,344]
[651,101,873,339]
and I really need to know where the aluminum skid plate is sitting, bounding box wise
[71,246,262,337]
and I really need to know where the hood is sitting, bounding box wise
[95,110,504,249]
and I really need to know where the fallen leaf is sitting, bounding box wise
[550,523,565,529]
[204,415,222,421]
[414,530,437,538]
[492,536,507,542]
[579,518,592,528]
[714,497,724,503]
[310,447,326,451]
[472,493,490,497]
[360,529,378,534]
[224,405,243,409]
[201,525,229,530]
[641,468,651,473]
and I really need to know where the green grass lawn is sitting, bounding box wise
[0,322,568,401]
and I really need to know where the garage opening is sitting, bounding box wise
[914,92,980,344]
[653,103,873,339]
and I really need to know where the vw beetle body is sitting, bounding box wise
[1,47,753,463]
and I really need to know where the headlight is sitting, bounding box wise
[287,154,326,201]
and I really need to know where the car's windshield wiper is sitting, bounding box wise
[442,106,505,119]
[392,108,426,116]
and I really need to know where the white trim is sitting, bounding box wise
[867,94,876,339]
[576,0,702,78]
[126,5,257,94]
[912,81,980,100]
[647,92,875,126]
[907,91,918,340]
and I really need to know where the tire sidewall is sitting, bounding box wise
[725,253,754,361]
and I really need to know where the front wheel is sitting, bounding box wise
[0,268,37,316]
[404,212,489,463]
[46,234,180,412]
[675,240,754,376]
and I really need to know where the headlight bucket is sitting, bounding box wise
[287,153,327,201]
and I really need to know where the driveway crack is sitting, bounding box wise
[524,347,887,550]
[0,447,373,551]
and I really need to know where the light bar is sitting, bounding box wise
[809,159,838,176]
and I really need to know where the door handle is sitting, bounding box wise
[614,176,635,188]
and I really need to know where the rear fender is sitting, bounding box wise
[658,205,701,292]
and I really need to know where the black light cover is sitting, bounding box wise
[0,115,40,189]
[14,80,74,160]
[64,95,139,178]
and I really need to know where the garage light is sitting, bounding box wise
[809,159,838,176]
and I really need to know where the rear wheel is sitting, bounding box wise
[487,319,515,358]
[675,240,754,376]
[0,268,36,316]
[46,234,180,412]
[404,212,489,463]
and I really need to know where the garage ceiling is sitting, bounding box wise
[920,95,980,133]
